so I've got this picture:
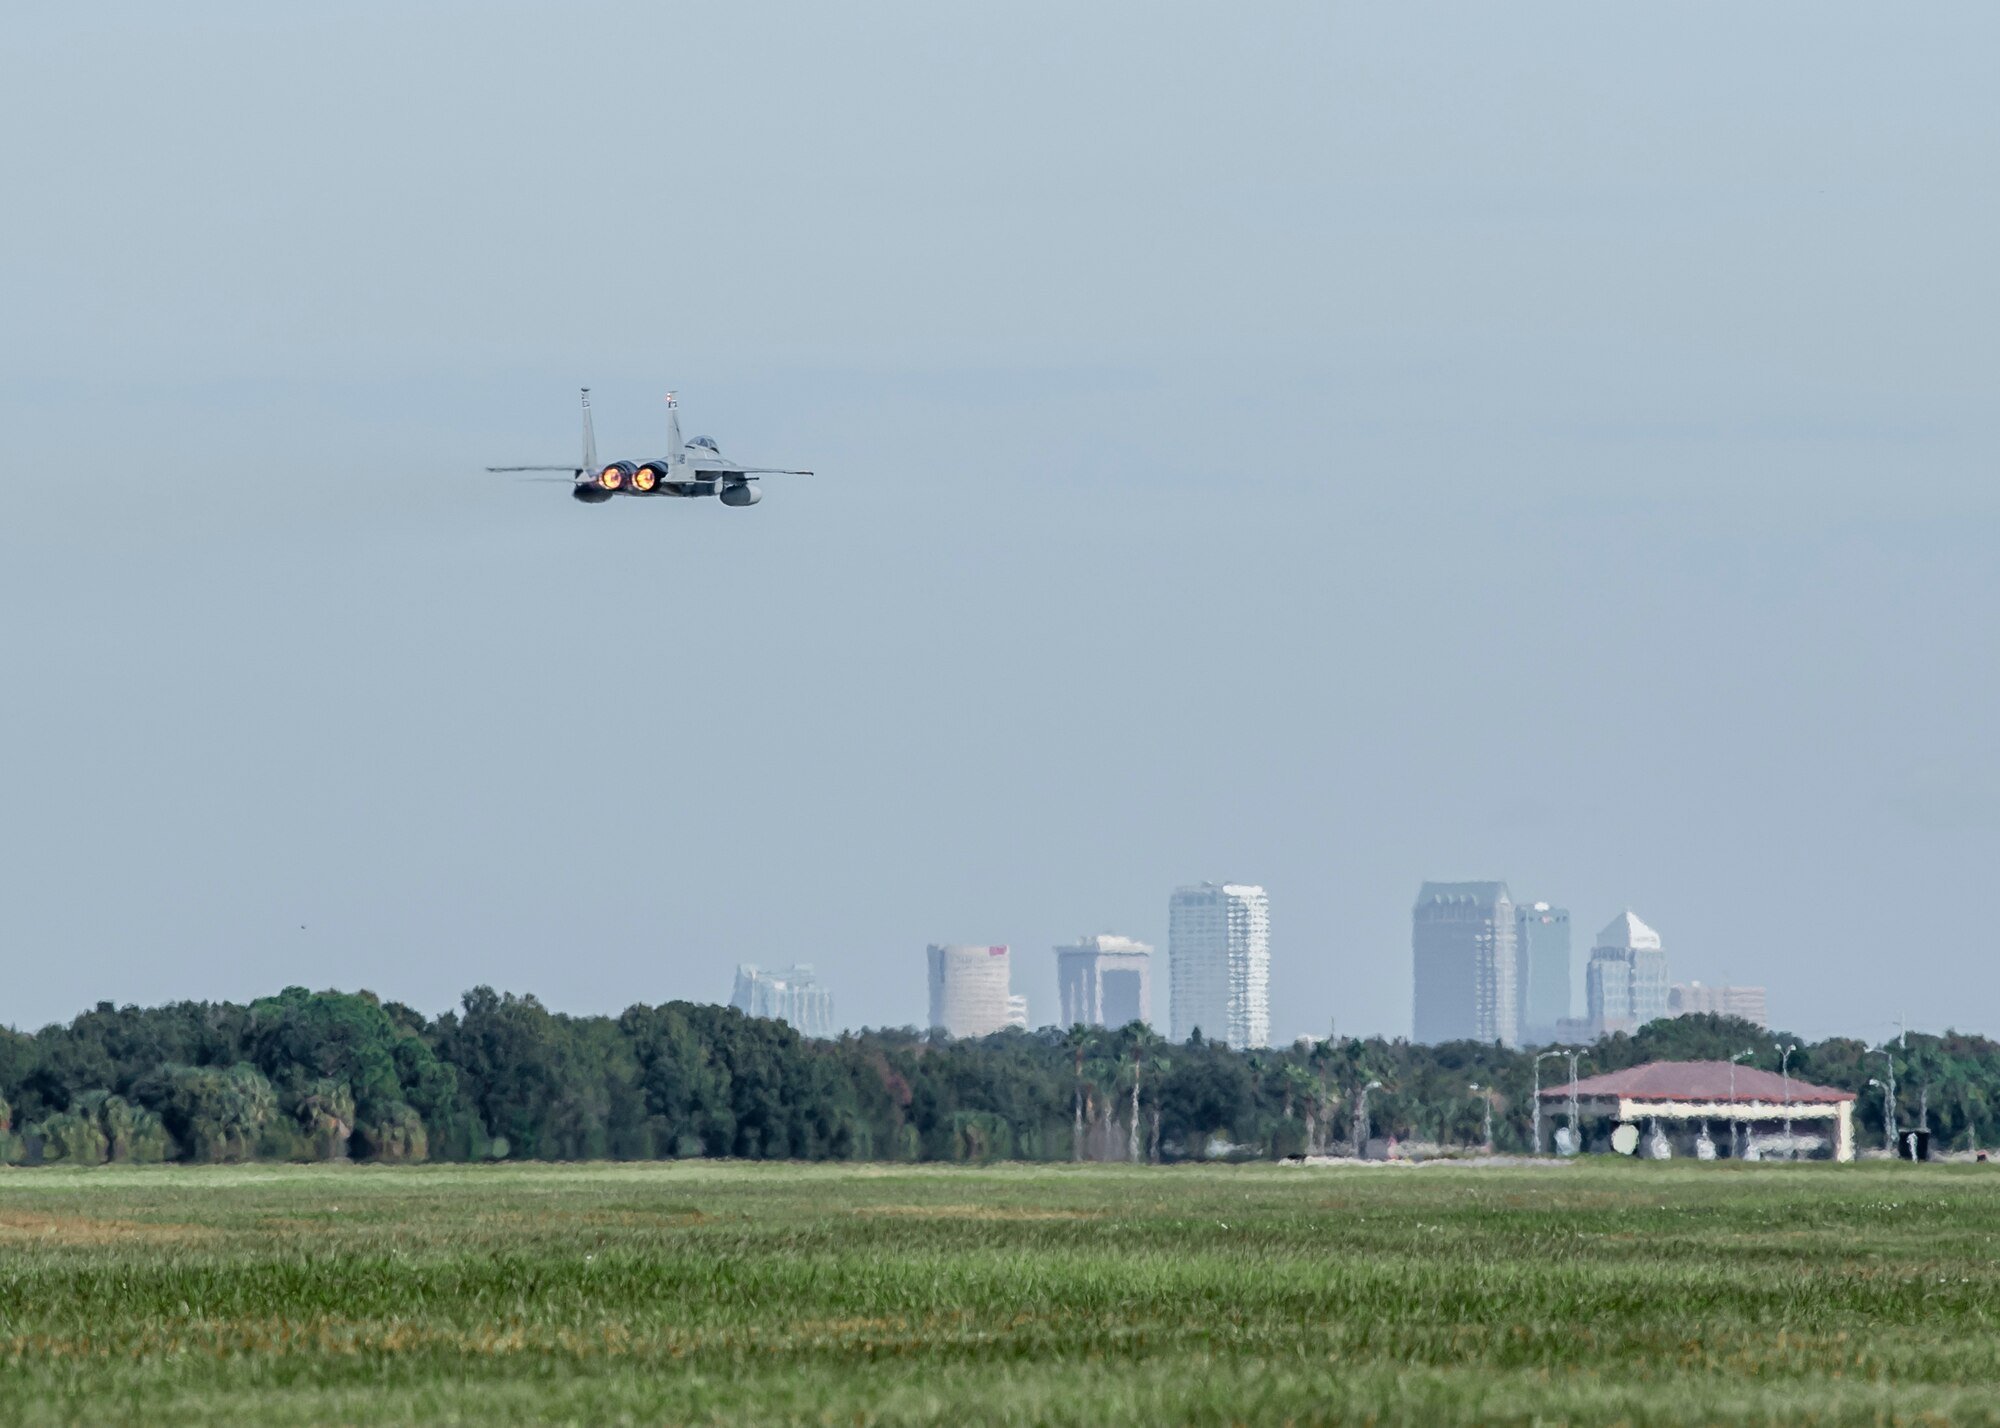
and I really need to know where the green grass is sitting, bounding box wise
[3,1160,1999,1425]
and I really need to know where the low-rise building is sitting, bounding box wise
[730,964,834,1039]
[1668,982,1768,1026]
[1537,1060,1853,1161]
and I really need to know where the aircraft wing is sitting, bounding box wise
[688,460,814,476]
[486,465,582,473]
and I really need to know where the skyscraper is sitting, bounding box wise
[1168,883,1269,1048]
[1515,902,1571,1045]
[1585,948,1634,1037]
[1055,934,1153,1030]
[1586,911,1668,1036]
[730,964,834,1039]
[927,944,1017,1038]
[1412,882,1518,1047]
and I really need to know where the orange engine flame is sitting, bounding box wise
[599,467,624,490]
[632,468,657,492]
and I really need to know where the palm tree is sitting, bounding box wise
[1146,1053,1171,1163]
[1284,1064,1320,1155]
[1084,1052,1123,1159]
[1062,1025,1098,1163]
[1122,1025,1166,1163]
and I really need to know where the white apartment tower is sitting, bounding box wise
[1168,883,1270,1048]
[927,944,1018,1038]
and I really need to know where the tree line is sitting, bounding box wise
[0,986,1988,1166]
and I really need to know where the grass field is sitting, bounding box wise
[3,1161,1998,1426]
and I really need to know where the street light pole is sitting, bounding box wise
[1775,1042,1798,1157]
[1869,1045,1897,1154]
[1729,1049,1753,1159]
[1533,1050,1565,1155]
[1353,1079,1383,1156]
[1563,1049,1591,1153]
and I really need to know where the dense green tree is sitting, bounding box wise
[80,1091,173,1163]
[1159,1045,1255,1157]
[294,1078,357,1159]
[15,986,2000,1166]
[132,1063,280,1163]
[32,1108,108,1164]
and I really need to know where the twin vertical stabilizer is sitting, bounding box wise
[664,391,685,466]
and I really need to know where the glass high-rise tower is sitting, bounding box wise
[1586,911,1668,1036]
[1412,881,1518,1047]
[1515,902,1572,1045]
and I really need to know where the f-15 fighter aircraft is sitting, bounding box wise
[488,389,812,505]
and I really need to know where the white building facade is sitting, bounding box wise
[730,964,835,1038]
[927,944,1018,1038]
[1168,883,1269,1048]
[1669,982,1767,1026]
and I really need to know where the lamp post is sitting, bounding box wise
[1729,1049,1753,1158]
[1353,1079,1383,1156]
[1469,1083,1493,1152]
[1868,1045,1897,1154]
[1775,1042,1798,1157]
[1867,1078,1893,1157]
[1533,1050,1566,1155]
[1563,1049,1590,1153]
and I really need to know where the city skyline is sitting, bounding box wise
[5,7,1993,1054]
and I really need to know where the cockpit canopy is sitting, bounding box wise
[688,435,720,453]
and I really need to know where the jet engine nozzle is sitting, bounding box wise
[634,460,674,492]
[596,461,637,491]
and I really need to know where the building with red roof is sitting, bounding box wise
[1537,1059,1855,1161]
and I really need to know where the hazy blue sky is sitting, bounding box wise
[3,4,1994,1044]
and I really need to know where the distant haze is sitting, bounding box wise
[2,4,1995,1045]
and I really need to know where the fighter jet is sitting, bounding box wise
[488,389,812,505]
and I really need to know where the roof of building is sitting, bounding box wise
[1415,881,1511,908]
[1595,909,1662,951]
[1056,934,1153,957]
[1537,1060,1853,1104]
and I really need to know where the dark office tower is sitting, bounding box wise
[1515,902,1572,1045]
[1412,881,1518,1048]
